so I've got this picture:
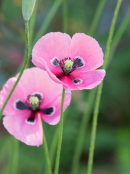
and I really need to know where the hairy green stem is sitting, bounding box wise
[50,110,68,167]
[43,132,52,174]
[71,1,106,173]
[54,88,65,174]
[87,1,122,174]
[17,3,37,72]
[109,6,130,63]
[71,89,96,174]
[33,0,63,44]
[71,3,129,174]
[0,21,29,119]
[50,1,68,167]
[88,0,106,36]
[50,125,59,166]
[102,0,122,70]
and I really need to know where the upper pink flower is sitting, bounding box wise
[32,32,106,90]
[0,67,71,146]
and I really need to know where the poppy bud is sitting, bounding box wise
[22,0,36,21]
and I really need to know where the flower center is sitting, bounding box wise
[63,59,73,74]
[64,60,73,70]
[51,56,85,77]
[29,96,39,111]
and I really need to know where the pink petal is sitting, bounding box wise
[32,32,71,74]
[69,33,104,72]
[40,90,71,125]
[0,77,29,116]
[62,70,106,90]
[3,112,43,146]
[16,67,66,105]
[32,55,46,70]
[38,58,67,86]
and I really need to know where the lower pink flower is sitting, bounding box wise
[0,67,71,146]
[32,32,106,90]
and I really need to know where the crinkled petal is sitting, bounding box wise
[69,33,104,72]
[62,70,106,90]
[16,67,66,105]
[0,77,29,116]
[3,112,43,146]
[40,90,71,125]
[32,32,71,74]
[38,58,67,86]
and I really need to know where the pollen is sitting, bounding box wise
[30,96,39,105]
[29,96,39,110]
[64,60,73,71]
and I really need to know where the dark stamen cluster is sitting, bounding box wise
[60,57,76,75]
[25,95,43,111]
[15,93,55,123]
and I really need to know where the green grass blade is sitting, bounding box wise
[87,1,122,174]
[33,0,63,44]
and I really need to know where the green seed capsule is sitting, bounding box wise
[22,0,36,21]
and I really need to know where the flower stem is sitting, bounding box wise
[50,110,68,167]
[71,88,96,174]
[102,0,122,70]
[0,21,29,119]
[49,1,68,168]
[71,1,106,173]
[87,0,122,174]
[50,125,59,166]
[54,88,65,174]
[43,132,52,174]
[109,6,130,64]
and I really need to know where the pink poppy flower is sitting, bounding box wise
[32,32,106,90]
[0,67,71,146]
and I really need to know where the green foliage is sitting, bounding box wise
[1,0,21,21]
[0,0,130,174]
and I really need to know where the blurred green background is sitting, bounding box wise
[0,0,130,174]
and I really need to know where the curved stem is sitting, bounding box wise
[43,132,52,174]
[50,125,59,166]
[109,6,130,63]
[87,1,122,174]
[71,1,106,173]
[50,110,68,167]
[49,0,68,167]
[54,88,65,174]
[0,21,29,119]
[71,88,96,174]
[102,0,122,70]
